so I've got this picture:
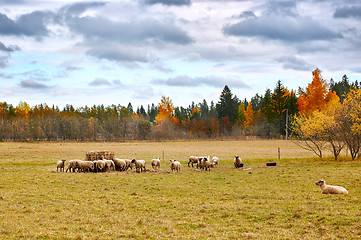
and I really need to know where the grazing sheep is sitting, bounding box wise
[57,159,66,172]
[65,159,81,172]
[103,159,115,172]
[113,158,127,171]
[131,159,146,173]
[77,160,95,173]
[315,180,348,194]
[199,156,211,171]
[212,156,219,167]
[124,159,133,170]
[188,156,199,168]
[151,158,161,170]
[170,160,181,172]
[95,160,106,172]
[234,155,243,168]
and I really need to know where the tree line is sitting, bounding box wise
[0,68,359,149]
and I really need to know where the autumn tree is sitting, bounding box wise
[244,103,254,128]
[154,96,178,138]
[238,103,246,125]
[337,88,361,160]
[297,68,338,114]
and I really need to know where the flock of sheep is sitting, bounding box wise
[56,155,349,195]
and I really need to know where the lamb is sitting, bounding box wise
[78,160,95,173]
[57,159,66,172]
[113,158,127,171]
[315,180,348,194]
[212,156,219,167]
[131,159,146,173]
[151,157,161,170]
[188,156,199,168]
[170,160,181,172]
[234,155,242,168]
[65,159,81,172]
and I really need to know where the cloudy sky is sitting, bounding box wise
[0,0,360,109]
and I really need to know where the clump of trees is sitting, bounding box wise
[0,68,359,151]
[291,69,361,160]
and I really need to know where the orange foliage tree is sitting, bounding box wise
[297,68,338,114]
[244,103,254,128]
[155,96,178,124]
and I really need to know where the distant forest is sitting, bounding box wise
[0,69,359,142]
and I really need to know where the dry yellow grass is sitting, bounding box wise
[0,139,323,164]
[0,140,359,239]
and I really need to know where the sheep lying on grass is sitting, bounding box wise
[57,159,66,172]
[170,160,181,172]
[151,158,161,170]
[315,180,348,194]
[131,159,146,173]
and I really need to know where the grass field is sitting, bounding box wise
[0,140,360,239]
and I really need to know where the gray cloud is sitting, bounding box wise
[334,6,361,19]
[0,41,20,68]
[153,75,249,88]
[276,56,314,71]
[0,11,53,39]
[66,15,193,45]
[143,0,191,6]
[223,15,342,42]
[89,78,112,86]
[86,43,149,63]
[238,11,256,19]
[20,79,48,89]
[0,0,24,4]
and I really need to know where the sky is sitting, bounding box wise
[0,0,361,109]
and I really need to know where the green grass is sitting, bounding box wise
[0,140,360,239]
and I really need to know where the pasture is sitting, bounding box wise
[0,140,360,239]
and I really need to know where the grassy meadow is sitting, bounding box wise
[0,140,360,239]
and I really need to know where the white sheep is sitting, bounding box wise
[57,159,66,172]
[65,159,81,172]
[212,156,219,167]
[151,157,161,170]
[170,160,181,172]
[103,159,115,172]
[234,155,242,168]
[124,159,133,170]
[315,180,348,194]
[77,160,95,173]
[188,156,199,168]
[131,159,146,173]
[93,160,102,172]
[113,158,126,171]
[199,156,211,171]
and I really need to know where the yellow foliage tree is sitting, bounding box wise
[15,101,30,119]
[292,94,342,159]
[244,103,254,128]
